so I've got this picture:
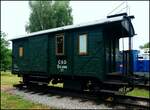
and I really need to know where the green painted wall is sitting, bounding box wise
[72,26,105,80]
[13,39,29,72]
[12,24,119,81]
[28,35,48,73]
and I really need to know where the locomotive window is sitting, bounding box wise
[79,34,87,55]
[19,47,24,57]
[56,34,64,55]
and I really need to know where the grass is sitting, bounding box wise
[127,88,150,98]
[1,71,21,85]
[0,71,50,109]
[1,91,49,109]
[49,82,63,88]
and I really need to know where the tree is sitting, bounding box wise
[0,31,12,71]
[25,1,73,33]
[53,1,73,27]
[139,42,150,49]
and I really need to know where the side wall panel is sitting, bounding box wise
[48,32,73,76]
[48,34,57,75]
[29,35,48,73]
[12,39,29,73]
[73,26,105,80]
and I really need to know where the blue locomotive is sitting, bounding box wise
[117,50,150,77]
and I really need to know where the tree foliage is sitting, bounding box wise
[25,1,73,33]
[139,42,150,49]
[0,32,12,71]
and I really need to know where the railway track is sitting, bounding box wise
[13,84,150,109]
[104,94,150,109]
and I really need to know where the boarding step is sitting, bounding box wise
[103,80,129,86]
[100,89,119,95]
[106,74,125,80]
[29,81,48,85]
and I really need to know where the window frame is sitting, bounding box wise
[56,34,65,56]
[78,33,88,55]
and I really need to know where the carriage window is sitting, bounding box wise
[19,47,24,57]
[79,34,87,55]
[56,34,64,55]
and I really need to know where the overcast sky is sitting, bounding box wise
[1,1,149,50]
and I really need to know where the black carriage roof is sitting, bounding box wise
[10,13,135,41]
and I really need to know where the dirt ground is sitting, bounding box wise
[1,85,14,92]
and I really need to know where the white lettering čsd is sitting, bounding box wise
[64,60,67,64]
[58,60,61,64]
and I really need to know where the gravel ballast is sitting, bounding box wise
[7,88,111,109]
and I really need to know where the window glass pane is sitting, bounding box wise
[56,35,64,55]
[79,34,87,54]
[19,47,23,57]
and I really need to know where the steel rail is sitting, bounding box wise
[112,94,150,109]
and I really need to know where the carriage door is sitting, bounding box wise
[29,35,48,73]
[105,37,119,73]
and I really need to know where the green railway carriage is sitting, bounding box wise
[11,13,135,92]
